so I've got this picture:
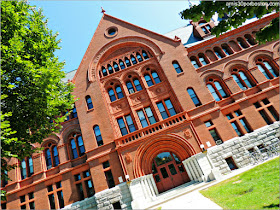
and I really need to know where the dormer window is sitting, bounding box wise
[201,27,209,34]
[205,25,211,32]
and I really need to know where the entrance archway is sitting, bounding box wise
[133,134,196,192]
[152,152,190,193]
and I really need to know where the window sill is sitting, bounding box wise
[87,108,94,113]
[177,72,184,77]
[110,96,126,105]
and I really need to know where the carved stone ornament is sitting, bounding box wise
[116,104,122,110]
[156,88,161,93]
[124,153,132,164]
[184,130,192,139]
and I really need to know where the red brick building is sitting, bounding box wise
[1,11,279,210]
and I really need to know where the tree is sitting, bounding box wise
[180,1,279,44]
[1,0,75,199]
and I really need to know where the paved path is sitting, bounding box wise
[150,156,279,209]
[152,190,222,209]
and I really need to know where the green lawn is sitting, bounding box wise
[200,157,280,209]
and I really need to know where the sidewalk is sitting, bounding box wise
[152,190,222,209]
[149,156,278,209]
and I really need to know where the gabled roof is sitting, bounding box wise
[64,12,276,81]
[103,13,180,43]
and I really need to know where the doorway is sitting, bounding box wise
[152,152,190,193]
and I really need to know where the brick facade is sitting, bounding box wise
[2,12,279,210]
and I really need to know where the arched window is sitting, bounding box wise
[205,25,211,32]
[125,57,131,67]
[126,76,143,94]
[93,125,103,146]
[108,85,124,102]
[198,54,209,65]
[53,146,59,167]
[213,47,225,59]
[144,74,154,87]
[190,56,201,69]
[44,143,60,169]
[231,68,255,90]
[201,27,209,34]
[107,64,114,74]
[244,34,257,45]
[187,88,201,106]
[102,66,108,77]
[119,59,125,70]
[46,148,52,169]
[69,133,85,159]
[144,69,161,87]
[151,71,161,84]
[133,79,142,91]
[108,88,116,102]
[20,157,34,180]
[86,95,93,110]
[221,44,233,56]
[256,58,278,79]
[66,105,77,120]
[136,53,143,62]
[70,139,78,159]
[113,62,119,72]
[115,86,124,99]
[206,78,229,101]
[172,61,183,73]
[126,81,135,94]
[130,55,137,65]
[142,50,149,60]
[72,105,77,118]
[237,38,249,49]
[65,105,77,121]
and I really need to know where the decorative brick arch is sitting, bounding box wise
[247,50,273,69]
[133,134,196,178]
[42,137,59,148]
[60,124,82,144]
[120,69,141,82]
[223,59,249,77]
[88,36,164,82]
[200,69,224,82]
[139,63,159,74]
[103,78,122,89]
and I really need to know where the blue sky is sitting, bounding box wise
[30,1,195,73]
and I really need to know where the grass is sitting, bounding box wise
[200,157,280,209]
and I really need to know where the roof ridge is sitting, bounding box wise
[103,13,178,43]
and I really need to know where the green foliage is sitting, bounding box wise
[1,0,75,197]
[180,1,279,44]
[200,157,280,209]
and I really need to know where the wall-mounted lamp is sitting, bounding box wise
[200,144,206,152]
[125,174,130,182]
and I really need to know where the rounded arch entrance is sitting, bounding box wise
[133,134,196,193]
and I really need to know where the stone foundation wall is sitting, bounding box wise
[62,123,279,209]
[62,182,132,210]
[207,122,280,175]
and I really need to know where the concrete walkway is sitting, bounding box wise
[149,156,279,209]
[152,190,222,209]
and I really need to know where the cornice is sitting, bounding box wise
[187,12,279,52]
